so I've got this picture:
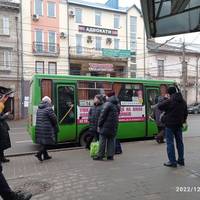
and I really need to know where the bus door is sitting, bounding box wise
[145,87,160,137]
[56,84,77,142]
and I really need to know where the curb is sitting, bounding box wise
[7,146,84,158]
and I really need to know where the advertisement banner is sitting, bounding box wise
[77,106,146,124]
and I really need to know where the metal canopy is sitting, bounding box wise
[140,0,200,38]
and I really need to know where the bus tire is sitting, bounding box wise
[79,130,91,147]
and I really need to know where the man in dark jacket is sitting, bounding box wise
[35,96,59,161]
[0,95,11,163]
[86,94,104,149]
[0,162,32,200]
[93,92,119,161]
[158,87,188,168]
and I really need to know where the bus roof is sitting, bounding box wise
[32,74,175,85]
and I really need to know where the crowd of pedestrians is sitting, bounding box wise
[0,85,188,199]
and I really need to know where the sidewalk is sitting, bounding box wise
[2,137,200,200]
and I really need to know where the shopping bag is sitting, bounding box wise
[182,123,188,132]
[90,141,99,157]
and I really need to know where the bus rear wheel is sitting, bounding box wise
[80,130,91,147]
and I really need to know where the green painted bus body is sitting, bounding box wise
[28,74,175,144]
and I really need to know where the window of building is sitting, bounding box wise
[75,8,82,23]
[35,61,44,73]
[114,15,120,29]
[3,50,12,70]
[114,38,120,49]
[131,56,136,63]
[95,11,101,26]
[130,16,137,51]
[35,30,43,52]
[48,62,57,74]
[2,17,9,35]
[35,0,43,16]
[95,36,101,50]
[157,60,164,77]
[48,31,56,52]
[76,34,82,54]
[48,2,56,17]
[130,64,137,78]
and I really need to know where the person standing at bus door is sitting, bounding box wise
[0,94,12,163]
[93,92,119,161]
[35,96,59,161]
[86,94,104,149]
[158,87,188,168]
[152,96,166,144]
[0,162,32,200]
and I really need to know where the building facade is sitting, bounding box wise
[147,41,200,104]
[68,0,145,78]
[19,0,145,118]
[0,0,21,119]
[21,0,69,114]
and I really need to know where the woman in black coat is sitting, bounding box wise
[35,96,59,161]
[93,92,119,161]
[0,95,11,163]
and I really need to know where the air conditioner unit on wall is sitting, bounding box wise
[60,32,67,39]
[106,38,112,44]
[69,10,75,17]
[32,14,39,21]
[87,36,93,43]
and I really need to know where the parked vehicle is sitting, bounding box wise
[188,103,200,114]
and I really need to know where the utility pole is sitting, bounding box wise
[20,0,25,118]
[196,57,199,103]
[182,42,187,101]
[16,16,20,120]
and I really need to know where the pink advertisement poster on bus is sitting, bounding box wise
[77,106,146,124]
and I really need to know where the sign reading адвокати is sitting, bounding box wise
[79,25,118,36]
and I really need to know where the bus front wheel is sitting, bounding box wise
[80,130,91,147]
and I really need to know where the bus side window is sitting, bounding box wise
[41,79,52,100]
[58,86,75,124]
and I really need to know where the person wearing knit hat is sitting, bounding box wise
[158,87,188,168]
[35,96,59,161]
